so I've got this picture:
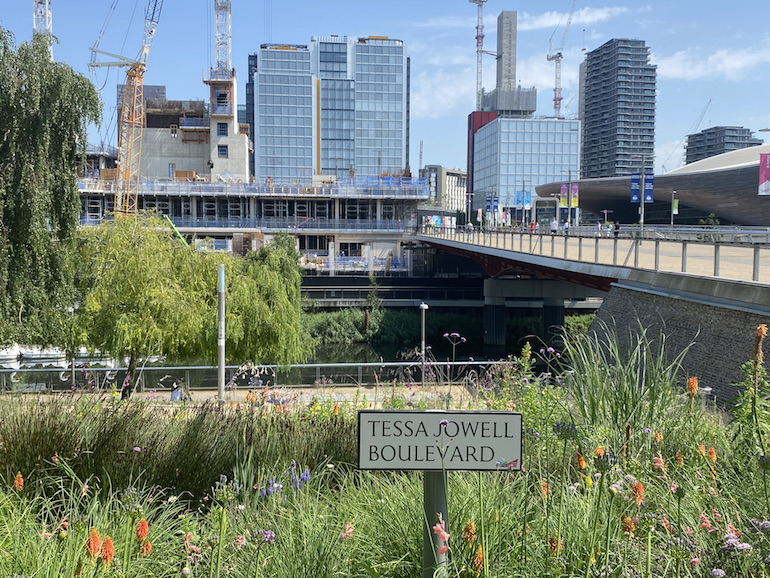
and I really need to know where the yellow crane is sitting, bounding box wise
[89,0,164,215]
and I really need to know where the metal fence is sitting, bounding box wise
[0,360,512,396]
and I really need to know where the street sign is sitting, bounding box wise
[358,410,523,472]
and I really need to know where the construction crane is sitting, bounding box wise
[32,0,53,58]
[547,0,577,118]
[469,0,487,111]
[89,0,164,216]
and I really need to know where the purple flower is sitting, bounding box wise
[257,529,276,544]
[439,419,449,426]
[133,447,141,452]
[711,570,726,578]
[443,333,449,338]
[644,428,652,434]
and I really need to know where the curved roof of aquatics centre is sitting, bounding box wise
[535,144,770,226]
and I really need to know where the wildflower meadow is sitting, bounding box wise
[0,325,769,577]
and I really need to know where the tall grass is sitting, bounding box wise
[0,325,768,576]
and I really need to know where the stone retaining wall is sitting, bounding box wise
[591,286,770,406]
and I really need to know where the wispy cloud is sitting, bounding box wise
[519,7,629,31]
[411,68,476,120]
[413,15,475,29]
[655,46,770,81]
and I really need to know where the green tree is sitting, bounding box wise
[75,217,309,393]
[0,29,101,345]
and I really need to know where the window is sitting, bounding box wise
[218,145,229,158]
[217,122,228,137]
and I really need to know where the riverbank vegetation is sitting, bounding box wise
[0,324,767,576]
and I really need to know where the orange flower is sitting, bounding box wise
[707,447,717,464]
[463,520,477,545]
[13,471,23,492]
[100,536,114,568]
[577,450,586,470]
[758,324,767,339]
[473,544,484,570]
[631,481,644,507]
[698,444,706,455]
[136,519,149,542]
[139,539,152,557]
[594,447,605,458]
[676,451,684,465]
[538,481,549,499]
[86,527,102,559]
[549,536,562,556]
[653,431,663,444]
[687,377,699,396]
[333,403,339,415]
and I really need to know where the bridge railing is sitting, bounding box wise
[419,226,770,284]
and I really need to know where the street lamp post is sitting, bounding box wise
[419,302,429,387]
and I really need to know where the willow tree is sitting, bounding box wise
[0,29,101,345]
[76,215,310,393]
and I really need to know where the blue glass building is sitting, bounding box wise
[251,36,409,183]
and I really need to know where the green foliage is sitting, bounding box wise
[0,28,101,345]
[564,313,595,337]
[730,325,770,457]
[76,217,309,388]
[553,322,688,451]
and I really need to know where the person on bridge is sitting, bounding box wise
[613,222,621,238]
[550,218,558,235]
[563,220,570,236]
[465,220,474,241]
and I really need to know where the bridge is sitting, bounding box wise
[415,225,770,404]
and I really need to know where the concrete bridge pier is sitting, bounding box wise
[543,298,566,346]
[483,296,506,347]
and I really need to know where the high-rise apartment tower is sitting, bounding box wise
[579,38,656,178]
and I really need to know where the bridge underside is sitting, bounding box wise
[425,242,615,292]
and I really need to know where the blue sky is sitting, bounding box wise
[3,1,770,175]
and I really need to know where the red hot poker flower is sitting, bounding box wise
[100,536,115,568]
[136,519,149,542]
[13,472,23,492]
[86,527,102,558]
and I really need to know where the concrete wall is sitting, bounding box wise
[591,285,770,406]
[142,129,209,178]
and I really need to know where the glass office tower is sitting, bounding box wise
[251,36,409,183]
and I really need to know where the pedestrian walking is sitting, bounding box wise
[613,221,620,239]
[550,218,558,235]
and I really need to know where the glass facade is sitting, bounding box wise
[473,118,580,215]
[253,37,408,184]
[256,47,314,182]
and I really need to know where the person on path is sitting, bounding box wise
[563,220,570,236]
[550,218,558,235]
[613,221,621,239]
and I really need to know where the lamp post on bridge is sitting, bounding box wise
[671,190,677,227]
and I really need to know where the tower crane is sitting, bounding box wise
[32,0,53,58]
[547,0,577,118]
[469,0,487,111]
[89,0,164,216]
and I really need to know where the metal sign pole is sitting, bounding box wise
[217,264,225,403]
[423,470,448,578]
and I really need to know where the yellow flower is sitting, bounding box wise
[653,431,663,443]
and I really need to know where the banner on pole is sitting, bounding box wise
[672,198,679,215]
[644,173,654,203]
[631,173,640,203]
[570,183,579,208]
[760,154,770,195]
[560,183,568,207]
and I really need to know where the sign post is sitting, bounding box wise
[358,410,523,577]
